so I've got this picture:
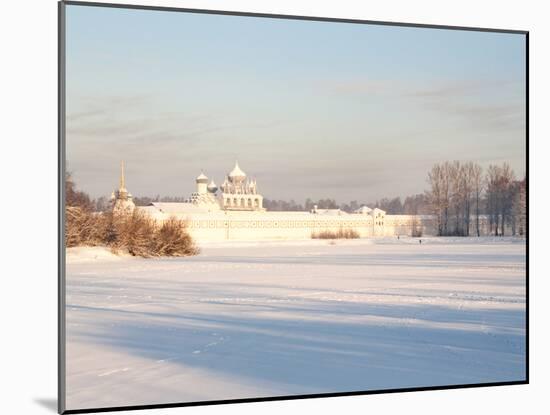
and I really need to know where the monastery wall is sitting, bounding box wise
[143,209,507,242]
[145,210,443,242]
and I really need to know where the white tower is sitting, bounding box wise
[196,172,208,195]
[186,171,221,211]
[111,160,135,215]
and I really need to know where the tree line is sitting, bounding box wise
[91,194,189,211]
[265,196,430,214]
[254,161,527,238]
[427,161,526,237]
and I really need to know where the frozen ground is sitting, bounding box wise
[65,237,526,410]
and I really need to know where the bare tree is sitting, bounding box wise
[500,163,516,236]
[427,161,488,237]
[460,162,478,237]
[66,172,93,210]
[429,161,472,236]
[471,163,483,236]
[403,194,430,215]
[514,177,527,237]
[441,161,452,235]
[427,163,444,236]
[449,161,463,235]
[486,163,516,236]
[486,165,500,235]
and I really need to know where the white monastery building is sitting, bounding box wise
[111,161,446,242]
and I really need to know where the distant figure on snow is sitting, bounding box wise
[419,239,422,244]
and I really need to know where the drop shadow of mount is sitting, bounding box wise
[34,398,57,412]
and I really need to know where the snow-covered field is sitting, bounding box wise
[65,237,526,411]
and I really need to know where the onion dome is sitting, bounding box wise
[228,161,246,182]
[196,172,208,184]
[355,205,372,214]
[207,180,218,193]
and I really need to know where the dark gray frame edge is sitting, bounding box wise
[62,0,528,34]
[58,1,67,414]
[57,1,529,414]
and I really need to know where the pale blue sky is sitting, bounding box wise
[65,4,526,202]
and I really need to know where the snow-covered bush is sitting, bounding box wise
[152,217,199,257]
[65,208,198,257]
[65,207,107,247]
[311,228,360,239]
[110,210,156,256]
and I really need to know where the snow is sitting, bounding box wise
[65,237,526,411]
[66,246,130,264]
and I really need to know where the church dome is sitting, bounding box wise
[196,172,208,184]
[207,180,218,193]
[228,161,246,182]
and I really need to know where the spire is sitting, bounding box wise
[119,160,126,190]
[112,160,135,214]
[229,160,246,179]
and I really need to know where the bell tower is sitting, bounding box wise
[111,160,135,215]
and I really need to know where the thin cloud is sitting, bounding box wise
[319,77,525,133]
[320,77,520,100]
[404,78,518,98]
[426,101,525,131]
[323,79,400,96]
